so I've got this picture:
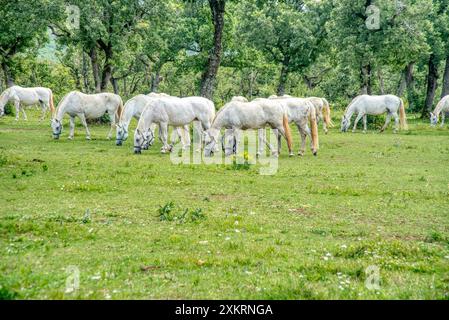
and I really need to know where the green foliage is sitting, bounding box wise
[0,285,17,300]
[1,0,449,111]
[0,0,50,81]
[158,202,206,223]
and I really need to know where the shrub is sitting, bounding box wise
[157,202,206,223]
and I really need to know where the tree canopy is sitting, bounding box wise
[1,0,448,115]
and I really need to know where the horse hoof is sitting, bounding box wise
[86,137,91,140]
[68,136,73,140]
[313,151,318,157]
[289,153,294,157]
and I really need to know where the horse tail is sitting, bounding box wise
[49,90,55,117]
[116,97,124,121]
[309,105,319,156]
[322,98,334,127]
[282,113,293,154]
[399,98,408,130]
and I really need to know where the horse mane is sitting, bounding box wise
[344,95,363,114]
[0,88,11,100]
[434,96,449,115]
[54,91,75,120]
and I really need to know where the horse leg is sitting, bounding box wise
[170,127,179,147]
[39,101,47,122]
[14,101,20,121]
[21,105,28,121]
[276,127,294,157]
[159,122,170,153]
[270,129,281,155]
[392,112,400,133]
[158,125,163,144]
[78,113,91,140]
[196,121,206,152]
[233,128,240,155]
[183,125,191,149]
[380,113,392,133]
[107,112,116,140]
[257,129,265,157]
[323,116,328,135]
[170,126,187,150]
[68,116,76,140]
[297,123,307,156]
[363,115,367,133]
[352,113,363,133]
[440,112,446,127]
[259,130,276,156]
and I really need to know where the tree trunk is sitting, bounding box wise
[397,73,406,97]
[82,52,90,93]
[150,68,162,93]
[397,62,415,97]
[360,64,372,95]
[101,62,112,92]
[377,68,385,95]
[200,0,226,99]
[74,70,82,91]
[89,47,101,93]
[100,43,114,92]
[277,60,290,96]
[441,56,449,99]
[303,76,314,90]
[1,60,14,87]
[423,54,439,118]
[110,77,119,94]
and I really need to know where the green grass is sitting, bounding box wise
[0,110,448,300]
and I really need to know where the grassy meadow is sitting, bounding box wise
[0,109,448,299]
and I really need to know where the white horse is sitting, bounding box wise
[0,85,55,121]
[231,96,249,103]
[306,97,333,134]
[204,98,293,157]
[116,94,190,149]
[341,95,408,133]
[268,96,319,156]
[51,91,123,140]
[430,95,449,127]
[134,96,215,154]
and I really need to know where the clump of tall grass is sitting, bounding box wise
[158,202,205,223]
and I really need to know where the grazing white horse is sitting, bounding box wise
[134,96,215,154]
[306,97,334,134]
[116,94,190,149]
[0,85,55,120]
[231,96,249,103]
[341,95,408,133]
[204,98,293,157]
[51,91,123,140]
[430,95,449,127]
[268,96,319,156]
